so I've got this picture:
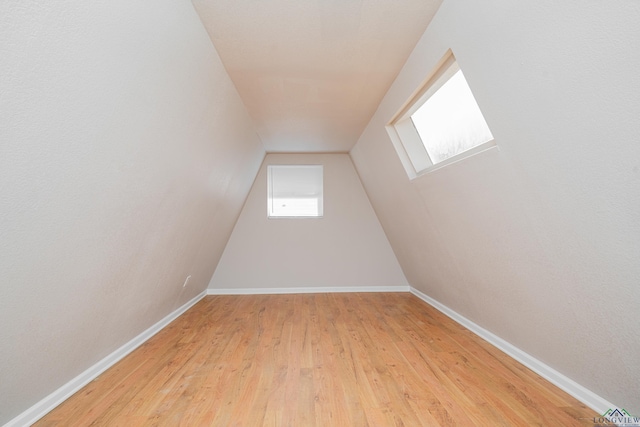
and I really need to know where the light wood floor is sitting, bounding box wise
[36,293,597,426]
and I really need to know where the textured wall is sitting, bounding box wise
[209,153,408,290]
[351,0,640,413]
[0,1,264,423]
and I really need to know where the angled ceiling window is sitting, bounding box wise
[386,50,495,178]
[267,165,323,218]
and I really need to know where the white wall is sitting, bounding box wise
[0,1,264,424]
[351,0,640,413]
[209,153,408,291]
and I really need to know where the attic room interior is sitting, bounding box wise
[1,0,639,426]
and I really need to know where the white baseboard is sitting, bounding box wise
[409,287,614,415]
[207,285,410,295]
[4,291,206,427]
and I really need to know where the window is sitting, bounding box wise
[386,50,495,178]
[267,165,323,218]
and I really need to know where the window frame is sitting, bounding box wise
[267,164,324,219]
[386,50,496,179]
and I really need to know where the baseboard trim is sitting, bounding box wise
[4,291,207,427]
[207,285,410,295]
[409,287,613,414]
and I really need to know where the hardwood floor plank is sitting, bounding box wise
[34,293,598,426]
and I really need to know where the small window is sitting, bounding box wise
[386,50,495,178]
[267,165,323,218]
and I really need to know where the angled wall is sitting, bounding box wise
[351,0,640,413]
[0,1,264,424]
[209,153,408,291]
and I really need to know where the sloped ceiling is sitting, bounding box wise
[192,0,442,153]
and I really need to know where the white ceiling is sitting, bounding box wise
[192,0,442,153]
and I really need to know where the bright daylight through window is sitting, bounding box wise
[411,69,493,164]
[387,51,495,178]
[267,165,323,218]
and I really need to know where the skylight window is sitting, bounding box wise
[267,165,323,218]
[386,51,495,178]
[410,69,493,164]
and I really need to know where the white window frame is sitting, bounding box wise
[267,164,324,219]
[386,50,496,179]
